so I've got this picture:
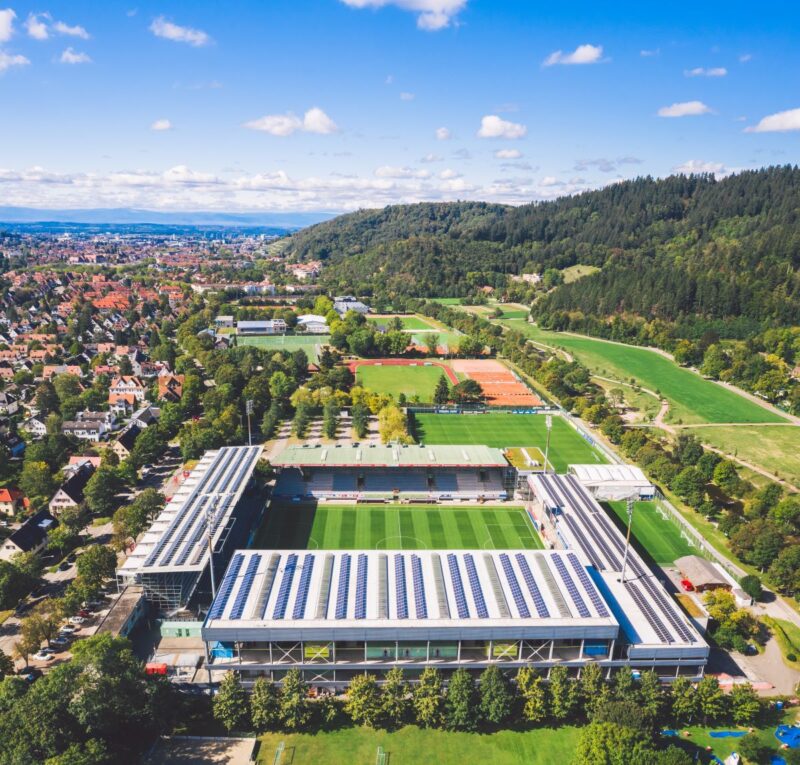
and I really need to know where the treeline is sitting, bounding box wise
[213,666,775,765]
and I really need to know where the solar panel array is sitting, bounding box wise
[205,550,616,629]
[567,553,610,618]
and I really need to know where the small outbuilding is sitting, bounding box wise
[675,555,730,593]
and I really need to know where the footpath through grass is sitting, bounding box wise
[605,501,695,566]
[253,503,543,551]
[500,321,786,425]
[258,724,582,765]
[413,413,606,473]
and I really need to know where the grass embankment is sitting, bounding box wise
[763,616,800,671]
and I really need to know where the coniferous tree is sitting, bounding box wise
[445,668,478,731]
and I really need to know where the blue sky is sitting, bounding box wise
[0,0,797,212]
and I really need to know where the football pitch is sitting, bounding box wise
[356,364,445,401]
[412,413,606,473]
[605,500,694,566]
[253,503,544,551]
[236,334,329,362]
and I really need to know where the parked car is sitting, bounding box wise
[77,609,91,618]
[32,651,54,662]
[50,637,70,648]
[59,625,78,634]
[68,616,85,625]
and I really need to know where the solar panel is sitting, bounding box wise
[335,554,352,619]
[447,554,470,618]
[552,555,591,618]
[514,553,550,618]
[395,555,408,619]
[566,553,610,617]
[625,580,673,643]
[229,554,261,619]
[207,552,244,620]
[292,554,316,619]
[463,554,488,618]
[272,554,298,619]
[499,553,530,618]
[355,554,368,619]
[411,555,427,619]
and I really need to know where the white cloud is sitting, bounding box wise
[657,100,713,117]
[53,21,89,39]
[640,48,659,57]
[673,159,729,176]
[0,49,29,73]
[60,47,91,64]
[685,67,727,77]
[739,53,752,63]
[745,107,800,133]
[243,107,338,136]
[150,16,210,47]
[574,156,642,173]
[477,114,527,139]
[339,0,467,31]
[494,148,521,159]
[25,12,49,40]
[151,119,173,131]
[439,168,461,179]
[435,126,451,140]
[0,8,15,42]
[420,153,442,162]
[400,91,414,101]
[543,43,603,67]
[374,165,430,179]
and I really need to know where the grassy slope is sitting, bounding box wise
[501,321,785,425]
[356,365,445,401]
[254,504,543,551]
[605,501,695,566]
[413,413,606,473]
[686,424,800,486]
[366,315,436,330]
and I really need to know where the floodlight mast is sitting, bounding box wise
[206,504,217,600]
[544,414,552,474]
[246,399,254,447]
[619,495,635,583]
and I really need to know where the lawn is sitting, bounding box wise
[605,501,695,566]
[412,413,606,473]
[237,334,330,362]
[366,314,436,331]
[409,331,464,350]
[763,616,800,672]
[500,322,787,426]
[258,724,582,765]
[252,503,544,551]
[686,424,800,487]
[356,364,447,401]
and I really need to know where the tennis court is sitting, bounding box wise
[412,413,606,473]
[253,503,543,551]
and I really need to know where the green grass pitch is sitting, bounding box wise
[412,413,607,473]
[253,503,544,551]
[366,314,435,331]
[236,334,329,362]
[605,500,695,566]
[355,364,446,401]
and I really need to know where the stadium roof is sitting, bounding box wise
[529,473,707,657]
[202,548,618,641]
[118,446,262,576]
[568,464,654,497]
[272,443,508,468]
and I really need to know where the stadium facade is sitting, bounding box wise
[117,445,262,613]
[193,443,708,687]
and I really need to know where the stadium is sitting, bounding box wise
[191,419,708,688]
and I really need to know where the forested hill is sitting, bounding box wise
[285,166,800,332]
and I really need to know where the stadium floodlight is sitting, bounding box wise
[205,503,217,600]
[619,495,636,583]
[544,414,553,474]
[246,399,254,446]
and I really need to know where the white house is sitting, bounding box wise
[20,416,47,439]
[296,314,329,334]
[0,509,56,562]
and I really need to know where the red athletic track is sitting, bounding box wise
[349,358,459,385]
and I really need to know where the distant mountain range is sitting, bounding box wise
[0,206,336,229]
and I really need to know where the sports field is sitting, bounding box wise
[605,500,694,566]
[236,334,329,362]
[366,314,435,331]
[412,413,606,473]
[356,363,447,401]
[253,503,543,551]
[500,321,787,425]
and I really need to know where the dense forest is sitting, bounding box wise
[285,166,800,336]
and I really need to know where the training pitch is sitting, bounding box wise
[253,503,543,551]
[236,334,329,362]
[355,363,448,401]
[412,413,606,473]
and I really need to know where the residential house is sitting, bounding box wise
[49,462,94,515]
[109,376,147,405]
[0,391,18,416]
[157,373,184,402]
[112,424,141,461]
[20,416,47,439]
[0,509,57,562]
[0,488,25,517]
[130,405,161,429]
[215,316,234,329]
